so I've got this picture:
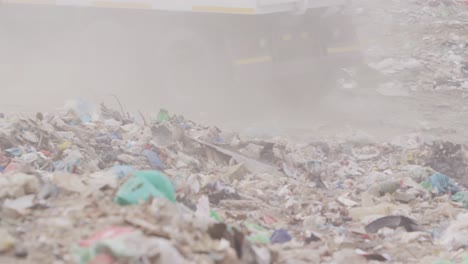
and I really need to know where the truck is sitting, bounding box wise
[0,0,361,113]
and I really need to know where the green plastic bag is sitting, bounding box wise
[114,170,176,205]
[210,210,222,222]
[156,109,170,124]
[245,223,271,244]
[452,191,468,208]
[420,180,433,192]
[248,233,270,244]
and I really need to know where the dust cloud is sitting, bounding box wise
[0,2,450,141]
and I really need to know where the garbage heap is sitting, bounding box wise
[1,101,468,263]
[354,0,468,92]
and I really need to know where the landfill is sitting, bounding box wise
[2,1,468,264]
[0,97,468,264]
[353,0,468,93]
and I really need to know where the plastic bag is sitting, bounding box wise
[114,170,176,205]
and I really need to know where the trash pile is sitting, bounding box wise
[0,99,468,263]
[354,0,468,92]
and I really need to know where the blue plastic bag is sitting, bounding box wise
[65,99,97,123]
[270,229,292,244]
[427,173,460,194]
[142,149,165,170]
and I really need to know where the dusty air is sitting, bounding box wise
[0,0,467,263]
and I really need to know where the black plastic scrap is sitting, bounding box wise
[356,248,390,262]
[207,223,246,259]
[365,215,420,234]
[305,232,321,244]
[205,181,241,205]
[362,253,389,262]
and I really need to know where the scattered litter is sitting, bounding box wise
[52,172,87,193]
[439,213,468,250]
[0,229,15,253]
[0,99,467,263]
[365,215,421,233]
[3,194,35,217]
[74,226,186,264]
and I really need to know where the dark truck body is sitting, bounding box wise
[0,2,361,111]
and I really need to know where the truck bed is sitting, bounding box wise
[0,0,347,14]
